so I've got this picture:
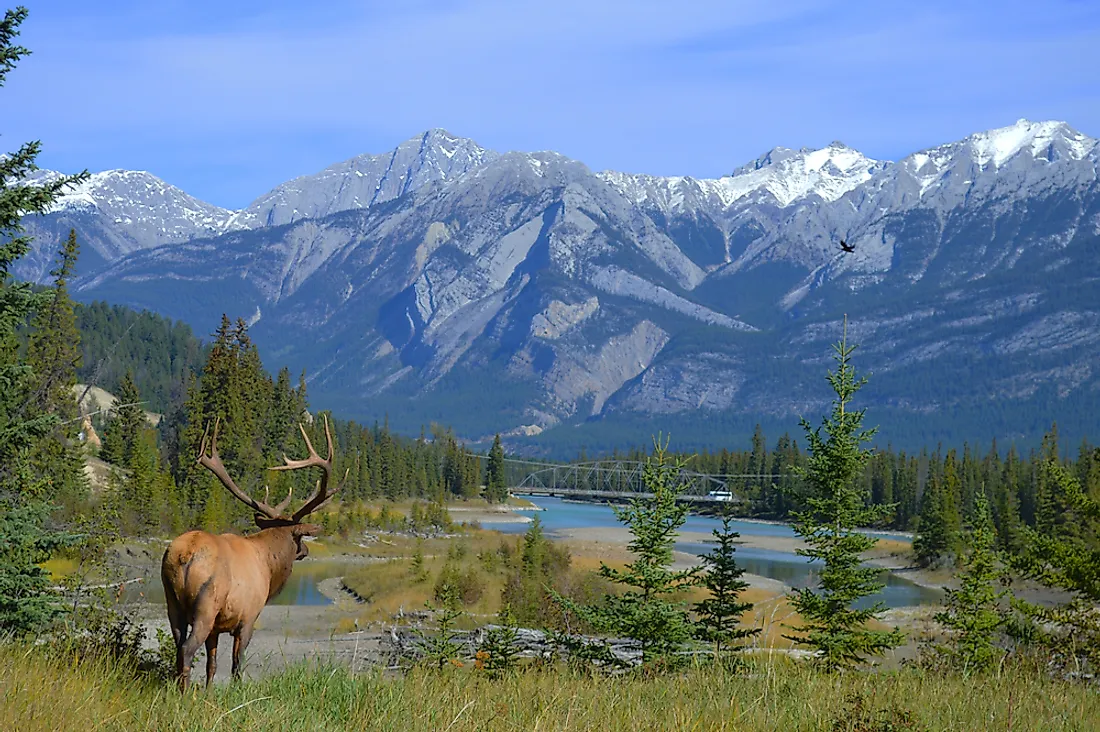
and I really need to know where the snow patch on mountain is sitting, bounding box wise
[967,119,1095,168]
[600,142,886,212]
[32,169,234,252]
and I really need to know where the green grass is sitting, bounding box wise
[2,643,1096,731]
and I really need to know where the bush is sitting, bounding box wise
[829,692,925,731]
[433,562,484,607]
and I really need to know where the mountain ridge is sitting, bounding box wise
[19,118,1100,452]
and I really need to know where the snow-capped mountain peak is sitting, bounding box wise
[894,119,1097,201]
[717,140,885,207]
[600,141,886,213]
[965,119,1094,167]
[43,169,228,218]
[30,168,235,253]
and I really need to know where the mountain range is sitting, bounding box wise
[19,120,1100,454]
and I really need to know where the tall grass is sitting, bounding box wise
[1,643,1096,731]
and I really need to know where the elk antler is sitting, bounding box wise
[197,418,287,521]
[270,415,347,522]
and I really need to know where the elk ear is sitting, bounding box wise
[292,523,322,538]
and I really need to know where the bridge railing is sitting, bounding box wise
[464,454,797,500]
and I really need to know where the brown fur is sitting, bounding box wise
[165,416,342,692]
[160,522,320,691]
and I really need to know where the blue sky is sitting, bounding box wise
[8,0,1098,209]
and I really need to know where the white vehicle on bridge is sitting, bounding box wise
[707,490,733,502]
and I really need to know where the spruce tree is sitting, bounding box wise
[485,433,507,503]
[933,491,1005,674]
[25,229,81,421]
[0,7,87,635]
[693,512,759,659]
[1009,457,1100,670]
[24,230,87,506]
[100,369,143,466]
[555,438,700,666]
[784,317,904,670]
[913,473,953,568]
[176,315,278,530]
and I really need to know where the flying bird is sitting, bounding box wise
[838,239,855,253]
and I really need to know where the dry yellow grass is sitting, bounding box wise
[2,643,1097,731]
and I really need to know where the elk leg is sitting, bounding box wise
[231,623,255,681]
[178,614,214,693]
[204,633,219,689]
[164,583,187,648]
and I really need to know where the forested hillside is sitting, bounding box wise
[61,289,1100,575]
[75,301,208,414]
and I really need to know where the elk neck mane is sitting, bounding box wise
[243,525,299,600]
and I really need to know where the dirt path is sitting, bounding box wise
[131,598,392,685]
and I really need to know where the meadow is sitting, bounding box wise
[3,642,1095,732]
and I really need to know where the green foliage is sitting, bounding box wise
[785,318,905,670]
[410,538,427,580]
[3,643,1098,731]
[0,7,87,636]
[25,230,81,424]
[476,605,521,678]
[693,512,759,658]
[410,588,466,671]
[1009,453,1100,671]
[828,692,926,731]
[433,559,484,608]
[74,300,207,415]
[22,231,87,509]
[933,492,1007,674]
[442,429,480,499]
[913,472,958,568]
[556,437,700,667]
[168,315,309,531]
[0,495,74,634]
[485,433,508,503]
[99,369,143,466]
[501,515,578,629]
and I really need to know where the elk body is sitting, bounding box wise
[161,417,344,691]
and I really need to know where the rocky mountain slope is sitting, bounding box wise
[25,119,1100,451]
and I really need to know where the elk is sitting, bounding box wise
[160,415,345,691]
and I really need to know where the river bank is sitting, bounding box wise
[102,495,947,685]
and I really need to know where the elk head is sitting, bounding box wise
[197,415,346,557]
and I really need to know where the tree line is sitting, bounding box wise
[590,420,1099,571]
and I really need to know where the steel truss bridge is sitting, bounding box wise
[493,457,784,504]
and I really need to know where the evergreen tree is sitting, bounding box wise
[174,315,278,530]
[24,230,86,506]
[933,492,1006,674]
[100,369,143,465]
[1035,426,1073,539]
[913,473,953,568]
[1009,457,1100,670]
[992,453,1024,552]
[555,438,699,666]
[746,423,767,502]
[25,229,81,421]
[485,433,508,503]
[693,511,759,659]
[0,494,73,634]
[784,317,904,670]
[0,7,87,635]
